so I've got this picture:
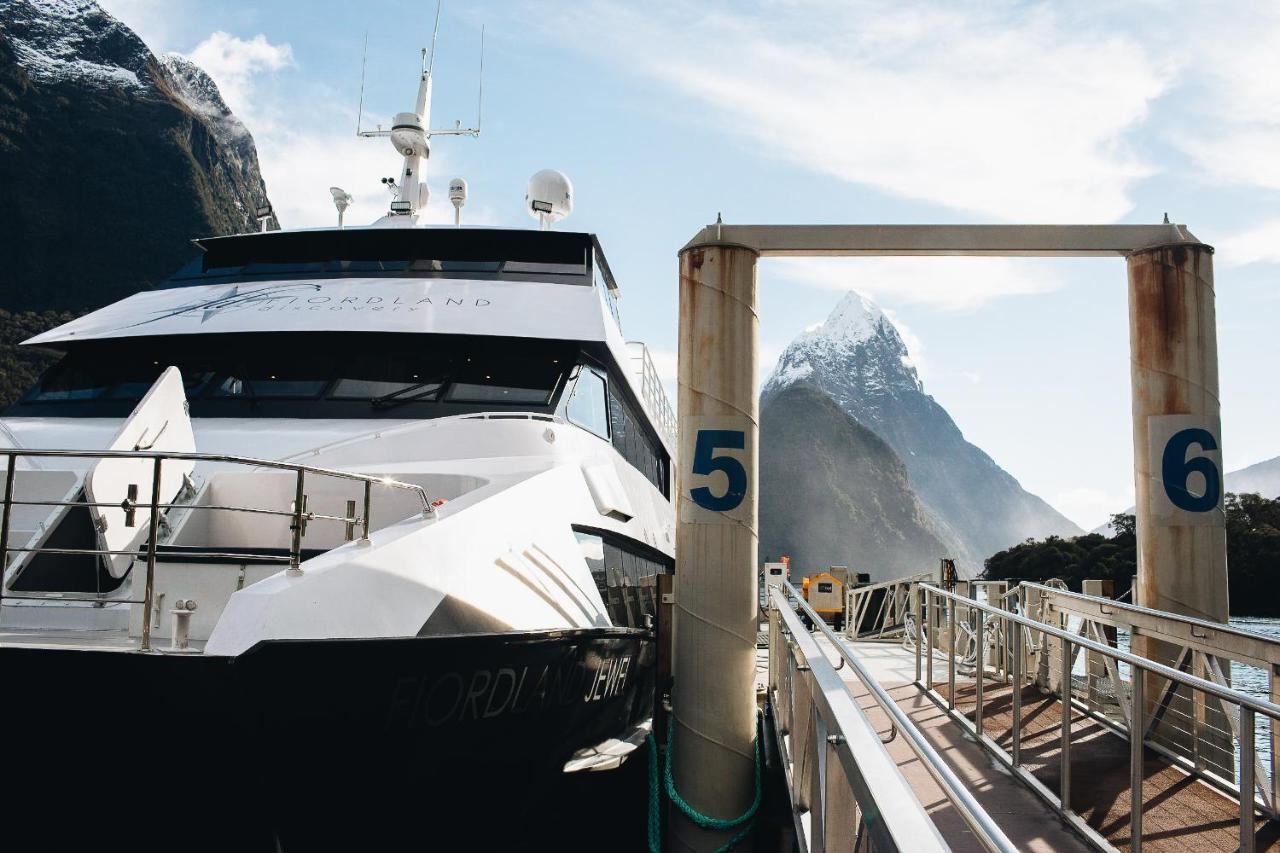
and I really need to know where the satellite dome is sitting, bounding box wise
[525,169,573,227]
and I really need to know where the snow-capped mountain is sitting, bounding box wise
[2,0,155,90]
[0,0,277,402]
[0,0,277,316]
[762,291,1081,574]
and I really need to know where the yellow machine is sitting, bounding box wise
[802,570,846,628]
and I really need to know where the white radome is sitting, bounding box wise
[525,169,573,225]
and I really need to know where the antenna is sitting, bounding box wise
[356,32,369,136]
[427,0,442,77]
[475,25,484,132]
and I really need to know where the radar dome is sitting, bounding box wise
[525,169,573,227]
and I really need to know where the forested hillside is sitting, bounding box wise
[982,494,1280,616]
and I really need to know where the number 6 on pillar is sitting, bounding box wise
[1148,414,1224,524]
[681,418,755,524]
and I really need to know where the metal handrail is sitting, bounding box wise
[1022,580,1280,665]
[922,583,1280,720]
[769,585,950,852]
[786,582,1018,852]
[1,449,436,651]
[625,341,676,447]
[919,582,1276,852]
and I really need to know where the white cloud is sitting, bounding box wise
[1173,7,1280,191]
[1052,486,1133,532]
[1182,131,1280,193]
[188,32,295,118]
[97,0,190,53]
[174,31,494,230]
[765,256,1061,311]
[1217,220,1280,268]
[880,305,926,375]
[537,0,1167,221]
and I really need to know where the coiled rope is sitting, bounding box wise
[647,713,763,853]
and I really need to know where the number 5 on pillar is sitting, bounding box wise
[681,419,755,524]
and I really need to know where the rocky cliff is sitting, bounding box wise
[760,385,958,580]
[0,0,275,402]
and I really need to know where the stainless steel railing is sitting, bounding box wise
[1021,580,1280,818]
[915,581,1280,853]
[842,573,930,641]
[0,449,435,651]
[782,582,1018,852]
[626,341,676,446]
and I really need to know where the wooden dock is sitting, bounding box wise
[815,636,1277,851]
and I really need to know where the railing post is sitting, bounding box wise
[0,452,16,608]
[926,590,934,690]
[947,594,956,710]
[1271,665,1279,818]
[362,479,373,542]
[1011,612,1023,767]
[975,607,985,739]
[1242,708,1257,853]
[288,469,306,576]
[1131,666,1145,852]
[914,584,922,686]
[141,457,162,652]
[1060,636,1072,813]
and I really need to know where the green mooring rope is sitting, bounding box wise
[646,714,763,853]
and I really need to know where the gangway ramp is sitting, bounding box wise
[766,581,1280,852]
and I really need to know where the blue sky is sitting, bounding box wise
[98,0,1280,530]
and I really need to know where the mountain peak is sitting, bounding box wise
[811,290,890,346]
[765,289,922,396]
[4,0,154,90]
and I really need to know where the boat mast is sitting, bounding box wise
[356,2,482,224]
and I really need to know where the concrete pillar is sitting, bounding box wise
[1126,243,1228,624]
[672,242,760,851]
[1127,243,1229,760]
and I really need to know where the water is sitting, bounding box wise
[1097,616,1280,778]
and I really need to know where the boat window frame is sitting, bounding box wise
[562,363,612,440]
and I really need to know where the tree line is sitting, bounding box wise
[981,492,1280,617]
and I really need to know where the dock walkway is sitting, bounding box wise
[816,636,1275,851]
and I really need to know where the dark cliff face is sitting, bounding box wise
[762,291,1081,574]
[0,0,275,314]
[759,385,955,581]
[0,0,275,403]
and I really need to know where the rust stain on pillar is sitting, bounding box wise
[673,242,760,851]
[1131,240,1228,732]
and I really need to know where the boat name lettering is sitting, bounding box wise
[384,653,633,730]
[249,296,492,313]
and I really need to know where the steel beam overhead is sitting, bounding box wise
[683,223,1204,257]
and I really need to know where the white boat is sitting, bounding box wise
[0,39,674,851]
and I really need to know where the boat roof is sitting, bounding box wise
[24,226,625,348]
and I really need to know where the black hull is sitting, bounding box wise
[2,628,656,852]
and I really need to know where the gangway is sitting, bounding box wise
[764,577,1280,851]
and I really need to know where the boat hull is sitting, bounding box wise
[1,627,655,851]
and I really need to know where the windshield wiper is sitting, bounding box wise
[370,382,443,409]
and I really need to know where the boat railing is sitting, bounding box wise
[768,581,1017,852]
[914,581,1280,852]
[625,341,676,447]
[0,449,435,651]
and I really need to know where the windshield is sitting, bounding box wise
[11,332,574,419]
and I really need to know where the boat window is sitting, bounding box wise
[564,367,610,438]
[207,376,328,399]
[607,383,669,496]
[331,378,442,400]
[573,529,672,629]
[13,332,573,418]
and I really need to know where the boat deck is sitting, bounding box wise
[815,636,1276,851]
